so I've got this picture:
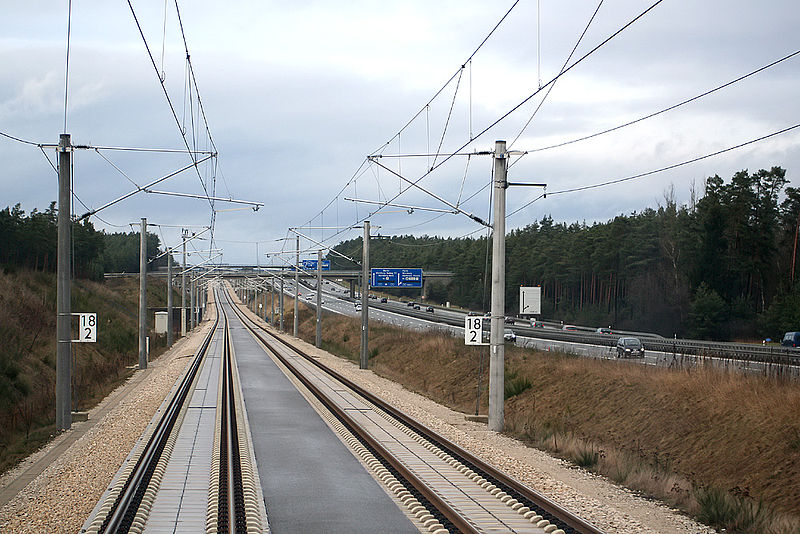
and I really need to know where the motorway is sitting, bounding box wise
[260,277,800,380]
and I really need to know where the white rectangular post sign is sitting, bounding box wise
[464,316,489,345]
[73,313,97,342]
[519,286,541,316]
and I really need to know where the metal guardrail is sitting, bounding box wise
[368,301,800,365]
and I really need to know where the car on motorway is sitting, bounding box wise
[504,316,515,324]
[354,303,362,311]
[562,324,578,331]
[530,319,544,328]
[596,327,612,334]
[616,337,644,358]
[426,306,434,312]
[306,295,313,301]
[503,329,516,342]
[407,301,416,307]
[467,311,480,316]
[782,331,800,347]
[380,297,388,303]
[413,304,421,310]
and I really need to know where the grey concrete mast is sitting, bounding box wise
[489,140,507,432]
[315,249,323,348]
[56,133,72,431]
[181,229,187,337]
[190,277,196,329]
[167,252,173,347]
[279,274,284,331]
[294,235,299,337]
[138,218,148,369]
[360,221,370,369]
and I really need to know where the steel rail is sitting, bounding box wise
[222,290,476,533]
[225,287,602,534]
[217,302,248,533]
[98,302,219,533]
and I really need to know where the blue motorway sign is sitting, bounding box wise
[370,268,423,288]
[300,259,330,271]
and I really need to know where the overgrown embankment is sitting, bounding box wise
[273,301,800,532]
[0,269,178,473]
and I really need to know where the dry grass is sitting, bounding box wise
[0,270,178,474]
[287,307,800,532]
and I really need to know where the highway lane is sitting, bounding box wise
[268,278,800,379]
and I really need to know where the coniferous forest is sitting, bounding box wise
[2,167,798,341]
[333,167,800,341]
[0,201,168,279]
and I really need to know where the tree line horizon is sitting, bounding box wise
[332,166,800,342]
[2,166,799,341]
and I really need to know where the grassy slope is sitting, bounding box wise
[0,269,177,473]
[275,302,800,520]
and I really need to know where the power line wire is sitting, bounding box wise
[507,122,800,217]
[511,48,800,161]
[293,0,663,252]
[344,0,667,236]
[126,0,215,208]
[295,0,518,244]
[0,130,40,146]
[370,0,521,157]
[509,0,604,149]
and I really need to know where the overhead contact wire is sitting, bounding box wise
[515,48,800,158]
[126,0,214,208]
[352,0,666,233]
[508,122,800,217]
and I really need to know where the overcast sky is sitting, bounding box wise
[1,1,798,266]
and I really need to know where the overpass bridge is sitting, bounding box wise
[222,266,454,299]
[106,265,454,299]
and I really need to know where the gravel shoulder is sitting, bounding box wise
[291,331,716,534]
[0,306,216,534]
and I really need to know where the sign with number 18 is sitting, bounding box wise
[464,316,488,345]
[74,313,97,343]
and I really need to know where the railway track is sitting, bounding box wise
[210,304,251,532]
[84,291,263,533]
[224,287,604,534]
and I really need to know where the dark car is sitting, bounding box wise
[380,297,388,303]
[426,306,434,312]
[413,304,421,310]
[616,337,644,358]
[504,316,515,324]
[467,311,479,316]
[782,332,800,347]
[407,301,415,307]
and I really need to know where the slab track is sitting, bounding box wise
[224,286,605,534]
